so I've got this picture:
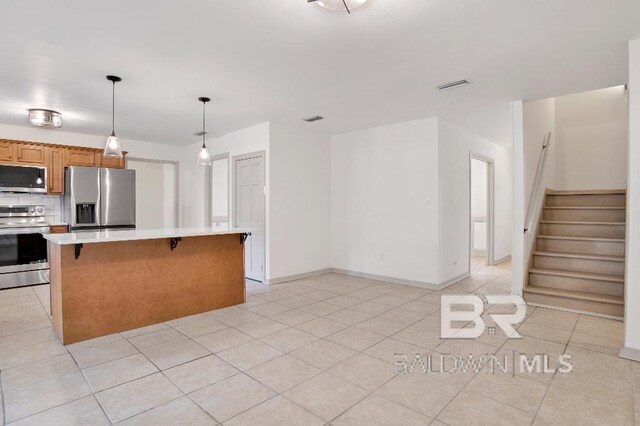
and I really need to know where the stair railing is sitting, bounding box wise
[524,131,552,233]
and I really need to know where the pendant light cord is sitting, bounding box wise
[111,80,116,135]
[202,100,206,149]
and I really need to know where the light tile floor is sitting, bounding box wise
[0,262,638,425]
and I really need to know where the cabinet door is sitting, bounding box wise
[49,225,68,234]
[0,140,16,162]
[97,152,126,169]
[47,148,65,194]
[16,144,47,165]
[65,148,99,167]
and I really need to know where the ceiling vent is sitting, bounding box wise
[303,115,324,123]
[436,79,472,91]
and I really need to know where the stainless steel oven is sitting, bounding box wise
[0,205,50,290]
[0,164,47,193]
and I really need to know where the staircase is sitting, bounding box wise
[523,189,626,317]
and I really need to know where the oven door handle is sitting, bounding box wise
[0,226,50,235]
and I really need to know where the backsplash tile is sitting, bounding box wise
[0,192,64,224]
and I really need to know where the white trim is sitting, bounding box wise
[493,255,512,265]
[265,268,471,291]
[265,268,334,285]
[619,346,640,362]
[330,268,469,290]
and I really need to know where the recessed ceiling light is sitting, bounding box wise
[308,0,368,14]
[28,109,62,128]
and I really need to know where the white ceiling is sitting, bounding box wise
[1,0,639,146]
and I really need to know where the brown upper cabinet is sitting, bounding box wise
[64,148,100,167]
[0,140,16,162]
[15,144,47,165]
[0,139,127,195]
[47,148,65,194]
[98,154,126,169]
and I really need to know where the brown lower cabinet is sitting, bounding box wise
[0,138,127,195]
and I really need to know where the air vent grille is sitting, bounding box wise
[436,79,472,91]
[303,115,324,123]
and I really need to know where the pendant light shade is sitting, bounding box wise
[196,97,212,166]
[104,75,123,158]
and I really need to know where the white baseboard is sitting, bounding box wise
[619,346,640,362]
[330,268,470,291]
[330,268,442,290]
[492,255,511,265]
[437,272,471,289]
[266,267,471,291]
[265,268,333,285]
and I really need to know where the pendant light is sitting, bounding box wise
[103,75,123,158]
[309,0,368,14]
[196,97,212,166]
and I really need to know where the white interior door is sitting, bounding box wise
[234,153,265,282]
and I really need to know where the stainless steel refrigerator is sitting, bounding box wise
[64,166,136,231]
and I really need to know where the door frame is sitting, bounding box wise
[232,150,266,282]
[126,157,180,228]
[469,152,495,269]
[204,152,230,227]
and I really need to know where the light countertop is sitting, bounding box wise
[43,227,253,245]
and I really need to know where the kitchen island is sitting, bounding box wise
[44,227,251,344]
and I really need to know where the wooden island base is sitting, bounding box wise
[49,233,246,344]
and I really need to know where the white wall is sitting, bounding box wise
[511,101,526,295]
[438,119,512,283]
[331,118,511,287]
[331,118,440,285]
[556,86,628,190]
[184,122,270,228]
[521,98,558,277]
[622,40,640,360]
[268,122,331,281]
[0,123,192,226]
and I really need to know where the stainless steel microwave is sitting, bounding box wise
[0,164,47,193]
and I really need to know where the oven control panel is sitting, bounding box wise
[0,205,46,218]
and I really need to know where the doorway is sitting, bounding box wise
[469,154,494,271]
[206,153,230,228]
[233,151,266,283]
[127,158,179,229]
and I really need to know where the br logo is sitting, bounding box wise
[440,295,526,339]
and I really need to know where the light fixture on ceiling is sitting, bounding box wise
[104,75,123,158]
[28,109,62,128]
[196,97,212,167]
[308,0,368,14]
